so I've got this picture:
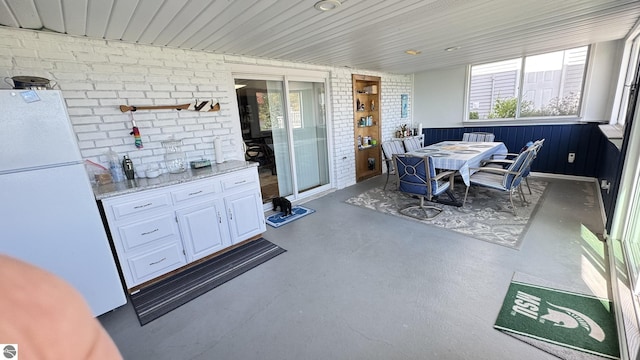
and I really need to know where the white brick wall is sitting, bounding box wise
[382,74,414,142]
[0,27,413,191]
[330,70,414,186]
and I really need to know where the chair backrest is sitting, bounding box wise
[521,138,545,177]
[503,148,537,189]
[393,154,439,199]
[531,138,545,153]
[402,137,423,152]
[462,132,495,142]
[381,140,405,160]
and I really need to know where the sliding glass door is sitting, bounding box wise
[235,76,330,205]
[289,81,329,192]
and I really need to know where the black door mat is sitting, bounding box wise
[130,238,286,325]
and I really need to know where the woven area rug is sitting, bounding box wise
[345,178,547,249]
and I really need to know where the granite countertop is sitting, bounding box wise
[93,160,258,200]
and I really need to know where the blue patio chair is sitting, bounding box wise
[481,139,545,195]
[381,140,406,190]
[462,132,495,142]
[402,136,423,152]
[393,154,455,219]
[463,147,537,216]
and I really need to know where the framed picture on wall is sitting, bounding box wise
[401,94,408,118]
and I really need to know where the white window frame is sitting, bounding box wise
[610,22,640,127]
[464,46,590,125]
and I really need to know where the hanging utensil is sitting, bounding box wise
[129,112,143,148]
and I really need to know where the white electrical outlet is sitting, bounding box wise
[568,153,576,163]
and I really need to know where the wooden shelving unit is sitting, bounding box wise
[352,74,381,182]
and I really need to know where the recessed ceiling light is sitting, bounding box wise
[444,46,461,52]
[405,49,422,55]
[314,0,341,11]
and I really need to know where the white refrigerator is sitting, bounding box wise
[0,90,126,316]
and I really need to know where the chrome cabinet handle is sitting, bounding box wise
[234,180,247,185]
[149,257,166,266]
[229,208,233,221]
[134,202,152,209]
[141,228,159,236]
[188,190,203,196]
[217,211,222,224]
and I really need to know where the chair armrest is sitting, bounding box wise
[469,167,517,176]
[434,170,455,186]
[480,159,514,166]
[490,152,519,160]
[433,170,455,181]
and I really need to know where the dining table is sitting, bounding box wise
[406,140,509,187]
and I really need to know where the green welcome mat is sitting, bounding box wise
[495,281,619,359]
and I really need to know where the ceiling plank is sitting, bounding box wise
[104,0,139,40]
[120,0,164,42]
[165,0,233,48]
[1,0,639,74]
[62,0,88,35]
[213,0,310,53]
[33,0,64,33]
[258,0,427,58]
[0,0,20,27]
[6,0,42,29]
[194,0,283,51]
[85,0,113,38]
[136,0,190,45]
[180,0,280,50]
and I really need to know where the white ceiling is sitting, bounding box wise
[1,0,640,74]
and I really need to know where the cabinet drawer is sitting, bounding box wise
[126,243,186,285]
[118,214,178,252]
[110,193,172,220]
[171,181,217,204]
[221,169,257,191]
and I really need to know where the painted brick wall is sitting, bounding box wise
[0,28,236,175]
[0,27,412,190]
[381,74,413,142]
[329,69,413,187]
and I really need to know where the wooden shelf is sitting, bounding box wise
[353,74,381,182]
[357,144,378,150]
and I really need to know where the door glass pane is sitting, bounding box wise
[289,81,329,192]
[267,80,293,197]
[236,79,292,203]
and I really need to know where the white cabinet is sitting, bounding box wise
[176,200,230,262]
[224,190,265,244]
[219,167,266,244]
[100,166,265,290]
[102,189,186,288]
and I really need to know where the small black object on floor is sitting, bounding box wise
[130,238,286,325]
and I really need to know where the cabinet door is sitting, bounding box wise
[224,189,266,244]
[176,201,231,262]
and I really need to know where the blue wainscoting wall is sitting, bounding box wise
[599,138,623,228]
[421,123,622,223]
